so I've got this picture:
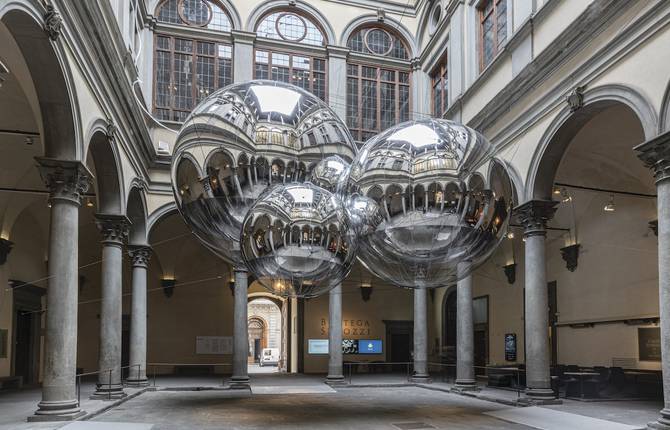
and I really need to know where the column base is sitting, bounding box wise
[228,376,250,389]
[325,375,346,386]
[647,409,670,430]
[90,383,127,400]
[125,378,149,387]
[520,387,560,405]
[29,399,85,422]
[410,374,432,384]
[453,379,478,392]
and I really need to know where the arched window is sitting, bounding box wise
[153,0,234,122]
[346,26,411,142]
[254,10,327,101]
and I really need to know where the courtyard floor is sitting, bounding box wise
[0,373,662,430]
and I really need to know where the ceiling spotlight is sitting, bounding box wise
[604,195,615,212]
[553,187,561,195]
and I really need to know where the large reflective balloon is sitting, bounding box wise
[241,183,354,298]
[338,119,514,288]
[171,81,356,265]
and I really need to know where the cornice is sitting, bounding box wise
[321,0,418,17]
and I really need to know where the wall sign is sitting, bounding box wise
[195,336,233,355]
[504,333,517,361]
[638,327,661,362]
[320,318,372,336]
[308,339,329,354]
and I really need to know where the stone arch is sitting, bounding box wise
[340,15,418,58]
[127,185,148,246]
[146,202,178,240]
[0,2,82,160]
[86,128,124,215]
[246,0,337,45]
[661,79,670,133]
[526,84,656,201]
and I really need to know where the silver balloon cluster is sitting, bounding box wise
[172,81,513,298]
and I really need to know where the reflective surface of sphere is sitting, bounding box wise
[241,183,355,298]
[308,155,349,192]
[338,119,514,288]
[171,81,356,265]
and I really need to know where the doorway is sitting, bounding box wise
[247,297,283,374]
[11,282,44,386]
[384,320,413,372]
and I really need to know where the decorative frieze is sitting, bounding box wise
[43,4,63,41]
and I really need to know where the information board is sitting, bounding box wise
[308,339,329,354]
[505,333,517,361]
[195,336,233,355]
[639,327,661,362]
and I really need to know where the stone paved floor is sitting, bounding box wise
[0,374,661,429]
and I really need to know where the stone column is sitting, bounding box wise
[30,159,90,421]
[231,30,256,83]
[636,132,670,430]
[411,288,430,382]
[515,200,558,401]
[326,283,344,385]
[92,215,130,400]
[231,267,249,388]
[455,267,476,391]
[326,45,349,120]
[126,246,151,386]
[410,58,431,120]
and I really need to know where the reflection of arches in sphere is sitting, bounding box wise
[207,151,238,200]
[271,159,286,183]
[386,184,405,216]
[255,157,270,183]
[413,184,426,212]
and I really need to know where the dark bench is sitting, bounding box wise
[0,376,23,390]
[488,373,512,387]
[174,365,215,376]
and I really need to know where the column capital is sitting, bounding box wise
[128,246,151,268]
[410,57,423,72]
[635,131,670,184]
[95,214,130,246]
[231,30,256,45]
[36,157,92,205]
[326,45,349,59]
[513,200,558,237]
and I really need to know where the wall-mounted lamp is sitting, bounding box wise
[161,278,176,298]
[503,263,516,285]
[560,243,581,272]
[86,197,94,208]
[360,282,373,302]
[603,194,615,212]
[228,274,235,296]
[649,220,658,237]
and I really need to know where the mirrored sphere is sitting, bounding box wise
[241,183,355,298]
[171,80,357,265]
[308,155,349,192]
[338,119,514,288]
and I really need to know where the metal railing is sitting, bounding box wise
[75,363,143,404]
[343,361,415,385]
[427,362,527,398]
[146,362,233,387]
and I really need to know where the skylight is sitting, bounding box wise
[250,85,301,116]
[288,187,314,204]
[387,124,440,148]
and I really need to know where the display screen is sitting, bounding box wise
[308,339,329,354]
[358,339,382,354]
[342,339,358,354]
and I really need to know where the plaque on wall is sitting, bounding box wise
[0,329,6,358]
[195,336,233,355]
[504,333,517,361]
[638,327,661,362]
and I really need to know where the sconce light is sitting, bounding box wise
[561,188,571,203]
[360,282,373,302]
[649,220,658,237]
[228,275,235,296]
[560,243,581,272]
[86,197,94,208]
[161,278,176,298]
[503,263,516,285]
[603,195,615,212]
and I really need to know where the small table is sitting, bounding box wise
[564,372,600,399]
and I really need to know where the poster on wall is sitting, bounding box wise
[638,327,661,361]
[504,333,517,361]
[308,339,329,354]
[342,339,358,354]
[358,339,383,354]
[195,336,233,355]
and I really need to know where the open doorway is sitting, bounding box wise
[248,297,283,374]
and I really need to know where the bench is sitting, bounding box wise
[174,365,215,376]
[488,373,512,387]
[0,376,23,390]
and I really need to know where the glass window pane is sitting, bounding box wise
[313,72,326,101]
[272,53,290,66]
[156,50,171,108]
[365,29,392,56]
[207,3,232,32]
[174,53,193,110]
[180,0,210,26]
[380,82,395,130]
[196,55,214,102]
[346,77,359,130]
[399,85,410,123]
[157,0,180,24]
[380,69,394,81]
[175,38,193,53]
[361,80,377,130]
[497,0,507,46]
[218,57,232,87]
[293,56,311,70]
[197,41,215,56]
[218,45,232,59]
[157,36,171,50]
[255,50,269,64]
[256,11,324,46]
[255,63,269,80]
